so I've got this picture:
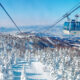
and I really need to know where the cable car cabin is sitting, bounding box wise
[63,20,80,35]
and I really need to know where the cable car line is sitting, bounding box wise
[42,2,80,33]
[0,3,22,33]
[0,2,80,35]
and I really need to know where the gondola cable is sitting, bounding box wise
[0,3,22,33]
[40,2,80,34]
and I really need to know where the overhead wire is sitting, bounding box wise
[0,2,80,34]
[0,3,22,33]
[40,2,80,34]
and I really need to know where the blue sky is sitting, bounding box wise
[0,0,80,27]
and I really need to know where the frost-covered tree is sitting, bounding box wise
[0,34,80,80]
[34,48,80,80]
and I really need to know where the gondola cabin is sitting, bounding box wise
[63,19,80,35]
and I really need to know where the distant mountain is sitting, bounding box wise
[0,25,64,37]
[0,32,80,50]
[0,25,80,38]
[0,27,17,32]
[0,25,63,33]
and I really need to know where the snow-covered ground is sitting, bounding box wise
[7,58,52,80]
[0,34,80,80]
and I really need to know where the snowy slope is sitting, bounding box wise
[0,33,80,80]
